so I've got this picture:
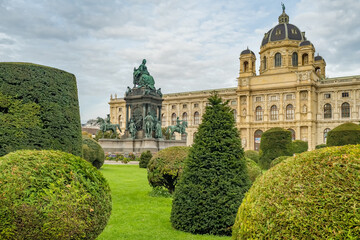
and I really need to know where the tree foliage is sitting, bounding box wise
[0,63,82,156]
[171,93,250,236]
[0,150,111,239]
[259,127,292,169]
[139,150,153,168]
[233,145,360,239]
[326,122,360,146]
[147,146,190,193]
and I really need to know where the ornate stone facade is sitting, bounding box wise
[109,10,360,151]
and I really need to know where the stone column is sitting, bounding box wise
[143,104,146,129]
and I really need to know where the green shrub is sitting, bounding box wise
[244,150,259,163]
[82,136,105,169]
[327,122,360,146]
[94,131,120,141]
[315,144,327,149]
[148,186,173,198]
[291,140,308,154]
[245,158,262,182]
[171,93,251,236]
[128,152,136,161]
[0,63,82,157]
[147,146,190,194]
[259,127,292,169]
[0,150,112,240]
[139,150,153,168]
[105,153,124,162]
[270,155,290,168]
[233,145,360,239]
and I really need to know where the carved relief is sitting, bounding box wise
[241,78,249,87]
[295,71,311,82]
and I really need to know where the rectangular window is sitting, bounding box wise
[183,104,187,109]
[342,92,349,98]
[324,93,331,99]
[172,105,176,109]
[194,103,199,108]
[118,107,122,112]
[231,100,237,105]
[286,94,293,100]
[270,95,277,101]
[255,97,261,102]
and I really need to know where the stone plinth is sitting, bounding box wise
[98,138,186,154]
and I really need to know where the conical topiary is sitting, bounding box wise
[170,93,251,236]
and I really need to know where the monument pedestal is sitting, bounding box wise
[99,138,186,154]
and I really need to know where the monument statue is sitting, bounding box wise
[165,119,188,138]
[133,59,155,89]
[144,112,155,138]
[281,2,285,12]
[154,119,163,139]
[128,118,137,139]
[97,114,121,138]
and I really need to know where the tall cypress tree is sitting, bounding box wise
[170,93,251,236]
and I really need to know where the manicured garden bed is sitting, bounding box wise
[97,165,230,240]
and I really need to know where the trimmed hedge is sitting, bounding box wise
[244,150,259,163]
[270,155,290,168]
[0,150,112,240]
[327,122,360,146]
[233,145,360,239]
[245,158,262,182]
[315,144,327,149]
[147,146,190,193]
[291,140,308,154]
[139,150,153,168]
[82,136,105,169]
[0,62,82,156]
[171,94,250,236]
[259,127,292,169]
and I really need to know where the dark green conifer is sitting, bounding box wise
[170,93,251,236]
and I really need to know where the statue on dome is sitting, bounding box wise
[281,2,285,12]
[133,59,155,90]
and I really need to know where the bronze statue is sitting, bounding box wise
[96,115,121,138]
[165,120,188,138]
[144,112,154,138]
[128,118,137,139]
[133,59,155,89]
[154,119,163,138]
[281,2,285,12]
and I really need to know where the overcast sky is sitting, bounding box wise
[0,0,359,123]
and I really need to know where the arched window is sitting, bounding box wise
[302,53,308,65]
[244,61,249,72]
[118,115,123,128]
[255,106,263,121]
[270,105,278,120]
[315,67,321,74]
[182,112,187,121]
[161,113,166,126]
[286,104,294,120]
[275,53,282,67]
[341,102,350,118]
[194,111,200,125]
[288,128,296,140]
[233,109,237,122]
[324,104,332,119]
[292,52,298,66]
[171,113,177,125]
[324,128,331,143]
[263,56,267,70]
[254,130,263,151]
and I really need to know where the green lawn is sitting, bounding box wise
[97,165,231,240]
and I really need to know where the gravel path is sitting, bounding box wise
[104,160,139,165]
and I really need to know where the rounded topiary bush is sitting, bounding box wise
[0,150,112,240]
[326,122,360,147]
[315,144,327,149]
[291,140,308,154]
[245,158,262,182]
[147,146,190,193]
[82,136,105,169]
[139,150,153,168]
[259,127,292,169]
[0,63,82,157]
[233,145,360,239]
[244,150,259,163]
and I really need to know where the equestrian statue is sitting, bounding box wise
[96,114,121,138]
[166,117,188,138]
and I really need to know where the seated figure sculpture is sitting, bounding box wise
[133,59,155,90]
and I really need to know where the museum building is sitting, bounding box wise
[109,9,360,151]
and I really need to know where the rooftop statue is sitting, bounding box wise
[281,2,285,12]
[133,59,155,90]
